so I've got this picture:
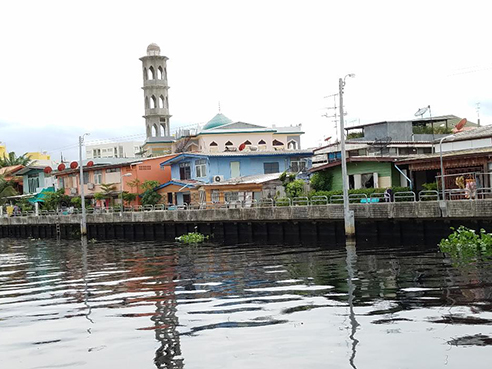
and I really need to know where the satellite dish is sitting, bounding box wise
[238,143,246,151]
[414,107,429,117]
[87,160,94,167]
[57,163,66,171]
[454,118,467,132]
[43,166,52,174]
[70,161,78,169]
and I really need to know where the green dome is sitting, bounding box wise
[202,113,233,130]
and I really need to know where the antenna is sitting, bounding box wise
[323,93,346,142]
[476,102,481,126]
[218,101,221,113]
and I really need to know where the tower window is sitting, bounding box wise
[159,95,165,109]
[150,95,157,109]
[158,66,163,80]
[145,96,149,109]
[148,66,155,80]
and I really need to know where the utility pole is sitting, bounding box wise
[79,133,89,236]
[339,74,355,239]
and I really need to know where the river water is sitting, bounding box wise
[0,238,491,369]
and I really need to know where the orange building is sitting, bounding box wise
[54,155,176,206]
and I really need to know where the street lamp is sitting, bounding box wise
[79,133,90,237]
[339,74,356,239]
[120,172,132,216]
[439,134,455,200]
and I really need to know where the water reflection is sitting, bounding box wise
[0,238,492,368]
[345,244,359,369]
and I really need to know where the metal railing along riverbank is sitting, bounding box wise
[3,189,492,219]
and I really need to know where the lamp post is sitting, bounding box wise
[339,74,356,239]
[79,133,90,236]
[120,172,132,216]
[439,134,455,200]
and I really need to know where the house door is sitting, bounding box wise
[230,161,240,178]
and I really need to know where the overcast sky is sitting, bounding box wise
[1,0,491,160]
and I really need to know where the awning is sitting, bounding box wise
[28,187,55,203]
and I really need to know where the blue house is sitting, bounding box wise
[158,150,312,205]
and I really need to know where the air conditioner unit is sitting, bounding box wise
[70,188,78,195]
[87,183,95,190]
[213,175,225,183]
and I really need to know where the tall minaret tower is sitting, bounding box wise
[140,43,173,156]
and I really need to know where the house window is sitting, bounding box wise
[195,159,207,178]
[83,171,89,184]
[258,140,266,145]
[264,162,280,174]
[225,192,239,202]
[211,190,220,203]
[106,168,121,173]
[94,170,102,184]
[209,141,218,146]
[58,177,64,189]
[179,162,191,180]
[290,160,306,173]
[28,174,40,193]
[272,139,284,146]
[138,165,151,171]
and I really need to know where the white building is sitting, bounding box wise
[86,141,143,159]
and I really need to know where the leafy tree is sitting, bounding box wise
[140,180,161,206]
[285,179,306,198]
[97,183,117,206]
[16,198,34,212]
[122,192,137,205]
[42,189,71,210]
[310,171,333,192]
[0,152,31,168]
[0,175,17,205]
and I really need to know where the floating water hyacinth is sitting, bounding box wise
[439,226,492,262]
[175,232,208,244]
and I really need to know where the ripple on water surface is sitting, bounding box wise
[0,239,491,369]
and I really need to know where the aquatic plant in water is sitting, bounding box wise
[175,232,208,244]
[439,226,492,261]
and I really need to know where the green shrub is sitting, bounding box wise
[310,171,333,192]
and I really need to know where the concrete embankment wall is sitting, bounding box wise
[1,200,492,245]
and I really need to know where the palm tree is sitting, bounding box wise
[0,175,17,205]
[0,152,31,168]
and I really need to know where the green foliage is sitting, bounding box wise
[122,192,137,204]
[310,171,333,192]
[285,179,305,198]
[16,198,33,212]
[0,152,31,168]
[309,186,411,202]
[176,232,209,244]
[347,132,364,140]
[422,182,438,191]
[140,180,162,206]
[94,192,105,201]
[412,125,452,135]
[71,196,82,208]
[42,189,71,210]
[439,226,492,263]
[0,175,17,205]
